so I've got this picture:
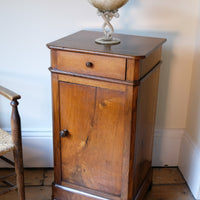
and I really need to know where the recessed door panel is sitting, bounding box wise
[59,82,126,196]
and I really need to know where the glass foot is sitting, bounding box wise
[95,37,120,45]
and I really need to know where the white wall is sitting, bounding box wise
[0,0,99,167]
[178,3,200,199]
[185,13,200,151]
[0,0,97,131]
[1,0,199,131]
[119,0,199,130]
[0,0,200,191]
[1,0,200,198]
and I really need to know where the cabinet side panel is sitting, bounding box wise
[139,47,161,79]
[59,82,126,196]
[132,66,160,197]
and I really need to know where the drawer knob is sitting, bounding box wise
[59,129,69,138]
[86,62,93,68]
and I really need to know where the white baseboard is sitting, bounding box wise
[2,129,200,199]
[1,129,184,168]
[178,132,200,200]
[152,129,184,166]
[0,131,53,168]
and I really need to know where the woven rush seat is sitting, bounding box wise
[0,128,14,156]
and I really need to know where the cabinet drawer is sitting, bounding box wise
[55,51,126,80]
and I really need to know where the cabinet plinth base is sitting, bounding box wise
[52,183,120,200]
[134,168,153,200]
[52,168,152,200]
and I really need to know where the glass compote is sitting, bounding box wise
[88,0,129,44]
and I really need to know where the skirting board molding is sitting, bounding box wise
[152,129,184,166]
[0,129,184,168]
[178,132,200,200]
[1,129,199,199]
[0,131,53,168]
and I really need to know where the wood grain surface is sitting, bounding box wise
[55,50,126,80]
[48,30,166,200]
[47,30,166,59]
[0,168,195,200]
[59,82,126,196]
[0,86,21,101]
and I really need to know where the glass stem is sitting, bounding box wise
[97,10,119,41]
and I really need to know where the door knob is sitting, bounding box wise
[59,129,70,137]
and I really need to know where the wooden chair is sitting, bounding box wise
[0,86,25,200]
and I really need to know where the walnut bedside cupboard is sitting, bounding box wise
[47,30,166,200]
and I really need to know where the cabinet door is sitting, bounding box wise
[59,81,126,196]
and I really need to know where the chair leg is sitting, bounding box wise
[13,148,25,200]
[11,100,25,200]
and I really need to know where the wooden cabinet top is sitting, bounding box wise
[47,30,166,59]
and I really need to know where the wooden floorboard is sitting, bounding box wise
[152,167,185,185]
[144,184,195,200]
[0,167,195,200]
[0,186,52,200]
[145,167,195,200]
